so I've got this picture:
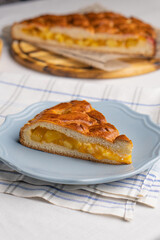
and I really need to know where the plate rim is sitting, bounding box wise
[0,100,160,185]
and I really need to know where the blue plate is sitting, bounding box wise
[0,101,160,185]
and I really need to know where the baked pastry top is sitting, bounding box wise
[12,11,156,57]
[18,12,155,38]
[20,100,133,164]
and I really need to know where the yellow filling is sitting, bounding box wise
[30,127,132,164]
[22,27,145,48]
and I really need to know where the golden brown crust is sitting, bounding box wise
[17,12,156,39]
[22,100,131,143]
[115,134,132,143]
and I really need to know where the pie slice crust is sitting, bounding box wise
[20,100,133,165]
[20,100,133,164]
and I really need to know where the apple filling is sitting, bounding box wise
[30,127,132,164]
[22,27,145,48]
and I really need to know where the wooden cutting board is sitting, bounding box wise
[11,40,160,79]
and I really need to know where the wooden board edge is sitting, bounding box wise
[11,40,159,79]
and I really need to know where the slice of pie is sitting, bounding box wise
[20,100,133,164]
[12,12,156,57]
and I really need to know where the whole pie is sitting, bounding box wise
[20,100,133,164]
[12,11,156,57]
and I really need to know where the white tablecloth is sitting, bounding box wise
[0,0,160,239]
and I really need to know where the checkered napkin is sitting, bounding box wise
[0,72,160,221]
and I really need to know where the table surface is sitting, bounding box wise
[0,0,160,239]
